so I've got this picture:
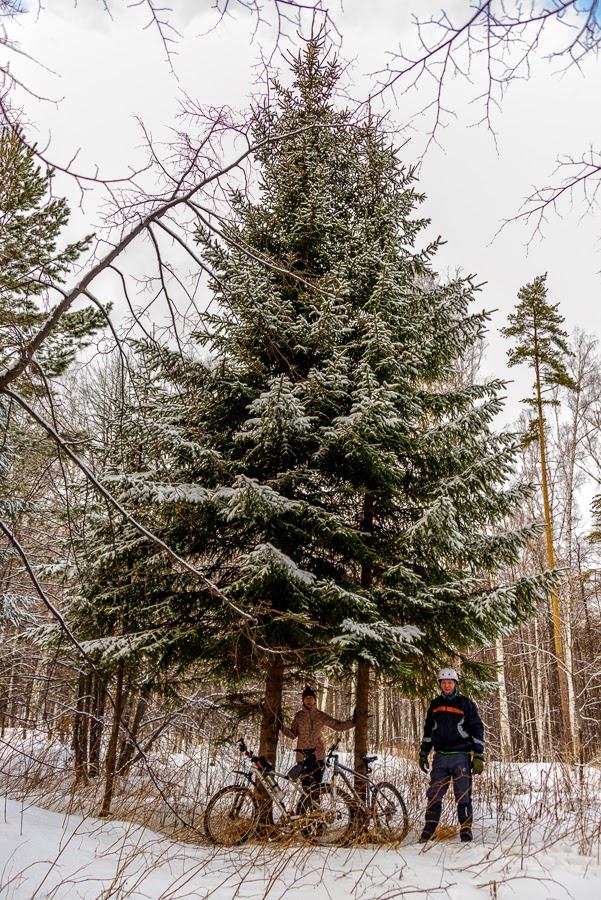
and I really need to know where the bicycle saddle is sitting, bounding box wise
[362,755,377,764]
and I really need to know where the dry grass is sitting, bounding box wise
[1,729,601,898]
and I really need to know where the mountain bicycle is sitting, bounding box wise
[203,738,355,847]
[323,739,409,843]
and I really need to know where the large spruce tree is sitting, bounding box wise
[75,39,551,772]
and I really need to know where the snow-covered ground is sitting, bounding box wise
[1,794,601,899]
[2,732,601,899]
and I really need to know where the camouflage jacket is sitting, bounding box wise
[282,706,354,761]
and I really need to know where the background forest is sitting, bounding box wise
[1,0,601,875]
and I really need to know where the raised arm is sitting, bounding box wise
[316,710,354,732]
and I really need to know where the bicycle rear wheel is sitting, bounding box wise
[371,781,409,843]
[302,786,355,846]
[204,785,259,846]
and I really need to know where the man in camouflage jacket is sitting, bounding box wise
[281,686,355,786]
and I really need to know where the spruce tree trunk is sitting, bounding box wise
[100,663,124,818]
[259,660,284,765]
[354,660,370,797]
[374,674,381,751]
[257,660,285,827]
[73,669,89,785]
[88,676,106,778]
[354,494,374,796]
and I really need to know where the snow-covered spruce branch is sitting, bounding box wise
[2,387,252,624]
[186,199,341,299]
[4,388,312,658]
[0,516,206,834]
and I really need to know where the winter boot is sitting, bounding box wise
[458,803,473,842]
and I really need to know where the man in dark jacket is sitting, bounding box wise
[418,668,485,843]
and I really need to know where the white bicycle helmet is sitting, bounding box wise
[437,668,459,682]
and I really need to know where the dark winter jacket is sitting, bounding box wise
[282,706,354,761]
[420,691,484,755]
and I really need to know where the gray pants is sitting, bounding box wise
[422,752,473,841]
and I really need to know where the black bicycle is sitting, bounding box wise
[204,739,355,847]
[323,740,409,843]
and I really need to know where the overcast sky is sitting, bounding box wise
[4,0,601,423]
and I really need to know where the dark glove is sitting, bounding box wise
[472,752,485,776]
[419,751,430,773]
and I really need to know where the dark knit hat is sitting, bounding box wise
[302,686,317,699]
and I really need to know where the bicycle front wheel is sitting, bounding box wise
[371,781,409,843]
[305,786,355,846]
[204,785,259,846]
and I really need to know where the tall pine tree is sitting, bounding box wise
[501,273,577,758]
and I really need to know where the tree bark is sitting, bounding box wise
[534,343,574,759]
[259,660,284,766]
[354,660,370,797]
[495,637,512,761]
[354,493,374,796]
[99,663,125,818]
[88,676,106,778]
[257,659,285,827]
[73,669,89,785]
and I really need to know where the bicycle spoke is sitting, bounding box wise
[371,781,409,843]
[302,786,355,846]
[204,785,259,846]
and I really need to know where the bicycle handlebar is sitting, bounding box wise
[236,739,275,773]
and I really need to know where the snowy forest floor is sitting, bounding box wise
[1,798,600,900]
[1,734,601,899]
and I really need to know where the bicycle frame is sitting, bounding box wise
[233,740,316,821]
[325,743,377,811]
